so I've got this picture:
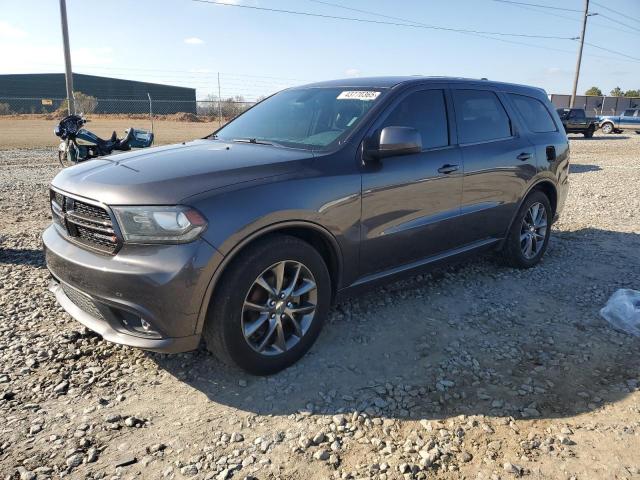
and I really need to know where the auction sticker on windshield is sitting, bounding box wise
[337,91,381,101]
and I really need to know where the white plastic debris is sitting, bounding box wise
[600,289,640,337]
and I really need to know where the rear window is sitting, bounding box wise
[452,90,512,144]
[509,94,557,133]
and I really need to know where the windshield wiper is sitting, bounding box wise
[232,137,276,146]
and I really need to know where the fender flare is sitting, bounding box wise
[194,220,343,335]
[499,179,558,247]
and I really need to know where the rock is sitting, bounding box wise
[461,451,473,462]
[181,464,198,476]
[312,431,325,444]
[313,449,330,461]
[105,413,121,423]
[53,380,69,393]
[217,468,231,480]
[115,456,137,468]
[231,432,244,442]
[87,447,99,463]
[503,462,523,475]
[66,453,84,469]
[16,467,36,480]
[124,416,140,427]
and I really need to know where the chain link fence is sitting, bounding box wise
[0,96,256,121]
[549,94,640,116]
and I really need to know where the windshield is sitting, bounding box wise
[212,87,385,150]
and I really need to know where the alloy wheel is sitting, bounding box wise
[241,260,318,356]
[520,202,548,259]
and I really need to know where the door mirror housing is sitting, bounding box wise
[365,126,422,161]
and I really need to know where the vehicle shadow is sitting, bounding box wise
[150,227,640,421]
[569,135,630,140]
[570,164,602,174]
[0,248,45,267]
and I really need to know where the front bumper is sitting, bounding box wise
[43,224,223,353]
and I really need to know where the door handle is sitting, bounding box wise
[517,152,532,161]
[437,164,459,174]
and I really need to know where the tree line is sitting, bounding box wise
[584,86,640,97]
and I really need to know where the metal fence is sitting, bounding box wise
[0,96,256,121]
[549,94,640,116]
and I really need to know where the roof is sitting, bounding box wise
[299,76,546,95]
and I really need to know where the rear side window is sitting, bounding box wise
[509,94,557,133]
[572,109,585,119]
[452,90,512,144]
[624,109,636,116]
[381,89,449,149]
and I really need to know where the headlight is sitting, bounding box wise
[112,206,207,244]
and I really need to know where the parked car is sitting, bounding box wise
[598,108,640,134]
[556,108,598,137]
[44,77,569,374]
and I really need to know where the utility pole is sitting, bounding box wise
[59,0,75,115]
[570,0,589,108]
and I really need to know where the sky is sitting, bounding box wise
[1,0,639,101]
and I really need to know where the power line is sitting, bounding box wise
[492,0,640,36]
[594,12,640,33]
[591,0,640,25]
[492,0,583,13]
[583,41,640,62]
[192,0,577,39]
[304,0,640,65]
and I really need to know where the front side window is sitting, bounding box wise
[379,89,449,150]
[571,109,585,119]
[213,87,385,150]
[452,90,512,144]
[509,94,556,133]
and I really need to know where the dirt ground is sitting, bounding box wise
[0,133,639,480]
[0,117,222,149]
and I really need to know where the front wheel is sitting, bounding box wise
[502,191,552,269]
[583,125,595,138]
[600,122,614,134]
[203,234,331,375]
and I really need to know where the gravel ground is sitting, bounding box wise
[1,134,639,480]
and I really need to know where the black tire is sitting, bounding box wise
[502,191,552,269]
[583,125,594,138]
[203,234,331,375]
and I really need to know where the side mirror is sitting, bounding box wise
[366,126,422,161]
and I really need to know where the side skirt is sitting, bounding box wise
[335,237,501,302]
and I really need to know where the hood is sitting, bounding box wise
[52,139,314,205]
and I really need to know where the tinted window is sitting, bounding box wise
[623,109,636,117]
[453,90,512,143]
[571,109,585,119]
[381,89,449,149]
[509,94,556,133]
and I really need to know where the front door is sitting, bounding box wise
[360,87,464,276]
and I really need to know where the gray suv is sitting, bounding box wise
[44,77,569,374]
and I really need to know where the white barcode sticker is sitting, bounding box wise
[337,90,380,101]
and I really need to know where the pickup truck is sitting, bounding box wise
[556,108,598,138]
[598,108,640,134]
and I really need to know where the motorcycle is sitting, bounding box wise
[54,114,154,167]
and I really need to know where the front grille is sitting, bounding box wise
[61,283,106,321]
[50,189,120,254]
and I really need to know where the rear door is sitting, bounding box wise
[360,86,464,275]
[451,88,537,244]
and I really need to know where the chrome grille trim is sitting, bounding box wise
[49,188,121,255]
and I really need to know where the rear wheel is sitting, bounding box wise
[601,122,614,134]
[502,191,552,269]
[203,235,331,375]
